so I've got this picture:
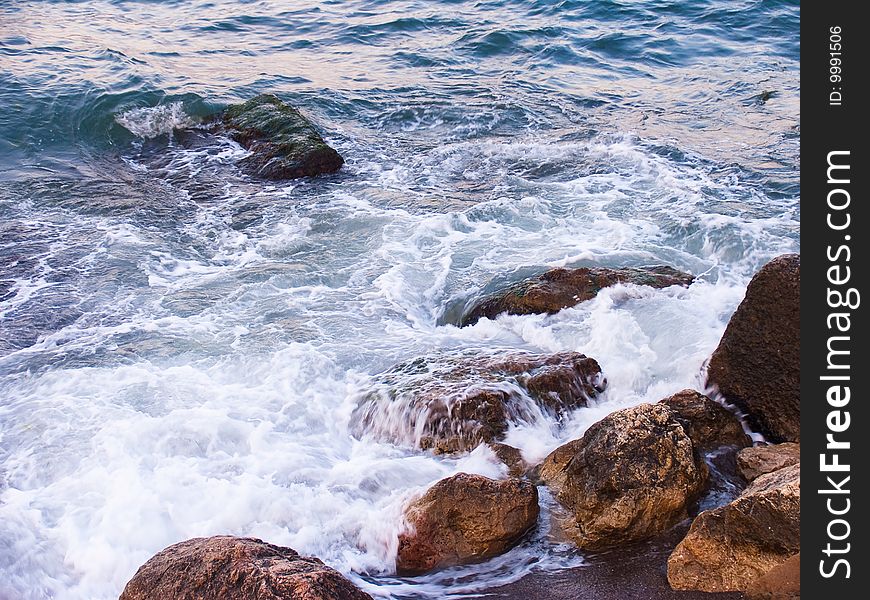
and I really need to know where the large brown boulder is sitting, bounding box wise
[744,552,800,600]
[457,266,694,326]
[659,389,751,451]
[667,463,800,592]
[736,443,800,481]
[351,351,604,454]
[707,254,800,442]
[396,473,539,575]
[546,403,708,551]
[119,536,372,600]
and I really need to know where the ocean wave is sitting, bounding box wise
[0,0,799,598]
[115,102,200,139]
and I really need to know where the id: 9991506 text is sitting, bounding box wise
[829,26,843,106]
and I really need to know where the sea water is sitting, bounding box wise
[0,1,799,598]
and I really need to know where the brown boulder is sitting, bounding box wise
[119,536,371,600]
[396,473,539,575]
[549,403,707,550]
[659,389,751,451]
[737,443,800,481]
[351,351,604,454]
[745,552,800,600]
[667,463,800,592]
[707,254,800,442]
[458,265,694,326]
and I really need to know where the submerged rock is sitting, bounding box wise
[455,265,694,326]
[659,389,751,451]
[222,94,343,179]
[736,443,800,482]
[351,351,604,454]
[754,90,778,105]
[667,463,800,593]
[707,254,800,442]
[545,403,707,551]
[396,473,539,575]
[119,536,372,600]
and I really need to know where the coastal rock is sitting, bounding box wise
[351,351,604,454]
[396,473,539,575]
[744,552,800,600]
[222,94,343,179]
[550,403,707,550]
[119,536,372,600]
[536,438,584,494]
[489,443,528,477]
[736,443,800,481]
[707,254,800,442]
[667,463,800,592]
[457,265,694,326]
[659,389,751,451]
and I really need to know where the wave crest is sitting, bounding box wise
[115,102,198,138]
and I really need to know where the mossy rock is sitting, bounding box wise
[223,94,343,179]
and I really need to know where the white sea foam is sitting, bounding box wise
[115,102,198,139]
[0,131,798,599]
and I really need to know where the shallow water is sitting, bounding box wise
[1,1,798,598]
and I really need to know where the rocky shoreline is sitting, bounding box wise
[119,98,800,600]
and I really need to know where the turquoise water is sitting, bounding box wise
[1,1,798,598]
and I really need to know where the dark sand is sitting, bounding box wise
[485,526,744,600]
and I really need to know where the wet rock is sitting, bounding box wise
[548,403,708,551]
[736,443,800,482]
[119,536,372,600]
[457,265,694,326]
[659,389,751,451]
[489,443,528,477]
[222,94,343,179]
[536,438,584,494]
[396,473,539,575]
[351,351,604,454]
[745,552,800,600]
[707,254,800,442]
[667,463,800,592]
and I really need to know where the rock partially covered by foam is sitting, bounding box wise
[120,536,372,600]
[452,265,694,326]
[222,94,343,179]
[489,442,529,477]
[396,473,539,575]
[350,351,605,454]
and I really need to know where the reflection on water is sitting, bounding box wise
[1,0,798,180]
